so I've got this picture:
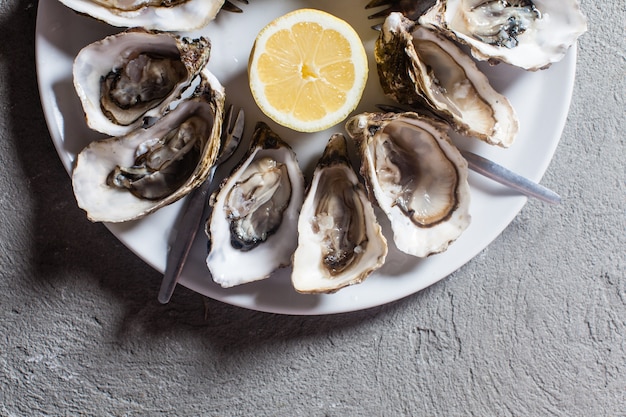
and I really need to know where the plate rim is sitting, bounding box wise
[34,0,577,315]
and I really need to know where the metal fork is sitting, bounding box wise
[158,106,245,304]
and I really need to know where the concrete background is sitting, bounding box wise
[1,0,624,415]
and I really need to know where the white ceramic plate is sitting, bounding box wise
[35,0,577,315]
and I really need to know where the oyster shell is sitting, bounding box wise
[292,134,388,294]
[73,28,211,137]
[72,67,225,223]
[206,122,305,288]
[346,111,471,257]
[58,0,225,31]
[419,0,588,71]
[377,13,518,147]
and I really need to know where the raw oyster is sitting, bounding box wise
[73,28,211,137]
[346,111,471,258]
[206,122,305,288]
[419,0,588,71]
[377,13,518,147]
[72,67,225,223]
[57,0,225,31]
[292,134,388,294]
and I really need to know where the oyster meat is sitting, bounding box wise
[73,28,211,137]
[377,13,518,147]
[72,67,225,223]
[58,0,226,31]
[292,134,388,294]
[419,0,588,71]
[346,111,471,258]
[206,122,305,288]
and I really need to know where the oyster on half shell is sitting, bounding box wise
[206,122,305,288]
[73,28,211,137]
[58,0,226,31]
[292,134,388,294]
[377,13,518,147]
[419,0,588,71]
[72,67,225,223]
[346,112,471,258]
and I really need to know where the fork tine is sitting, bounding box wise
[222,105,234,140]
[218,107,244,165]
[365,0,394,20]
[365,0,393,9]
[232,108,245,138]
[366,0,436,21]
[367,8,395,20]
[221,1,243,13]
[221,0,249,13]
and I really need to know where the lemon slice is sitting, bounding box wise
[248,9,369,133]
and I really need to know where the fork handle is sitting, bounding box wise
[461,150,561,205]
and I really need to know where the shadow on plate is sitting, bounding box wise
[53,79,106,158]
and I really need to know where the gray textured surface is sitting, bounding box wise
[1,1,624,415]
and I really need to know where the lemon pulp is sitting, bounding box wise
[249,9,368,133]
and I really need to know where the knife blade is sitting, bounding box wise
[158,107,245,304]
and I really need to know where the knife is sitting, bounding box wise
[158,107,245,304]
